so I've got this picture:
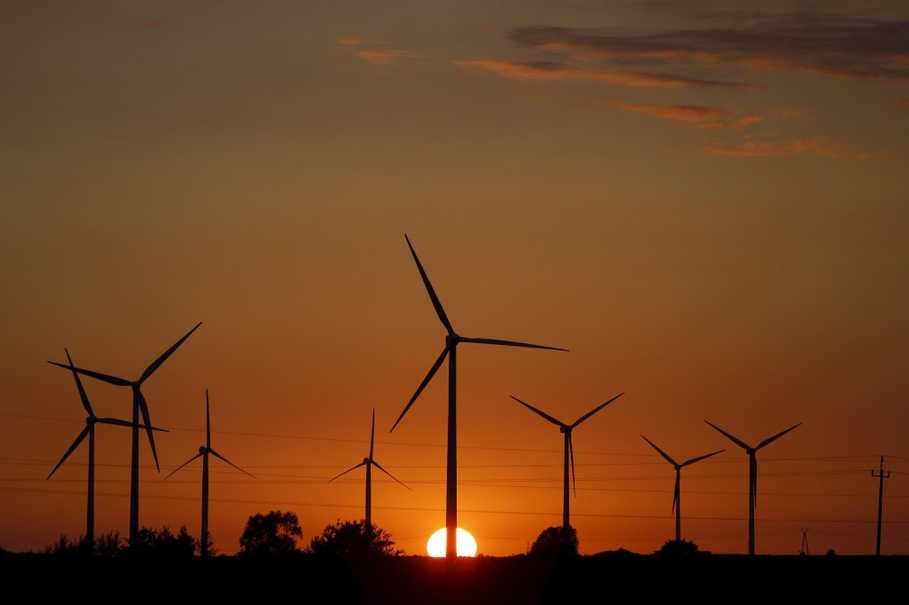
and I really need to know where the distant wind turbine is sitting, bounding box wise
[47,349,166,551]
[512,393,623,529]
[165,389,253,557]
[48,322,202,546]
[639,435,723,542]
[390,234,568,558]
[329,409,409,537]
[705,420,801,555]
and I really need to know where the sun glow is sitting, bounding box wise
[426,527,478,557]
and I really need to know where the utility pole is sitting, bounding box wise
[871,456,891,556]
[799,528,809,556]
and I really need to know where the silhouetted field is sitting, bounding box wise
[2,550,904,603]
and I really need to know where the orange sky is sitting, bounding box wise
[1,1,908,556]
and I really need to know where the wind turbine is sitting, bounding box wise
[639,435,723,542]
[329,409,409,537]
[390,234,568,558]
[704,420,801,555]
[47,349,166,551]
[165,389,253,557]
[511,394,623,529]
[48,322,202,546]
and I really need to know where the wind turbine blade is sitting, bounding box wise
[640,435,678,467]
[372,459,411,490]
[672,473,679,513]
[404,234,455,335]
[328,461,366,483]
[390,346,449,432]
[136,390,160,472]
[47,361,131,387]
[47,426,90,479]
[756,423,802,450]
[572,392,624,428]
[64,349,93,417]
[206,389,211,449]
[369,408,375,459]
[681,449,725,467]
[459,337,569,352]
[210,449,255,478]
[510,396,565,428]
[138,322,202,384]
[95,417,168,432]
[704,420,752,450]
[164,452,203,479]
[164,452,204,479]
[569,434,576,497]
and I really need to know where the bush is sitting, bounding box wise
[530,526,579,558]
[128,526,196,559]
[43,534,86,557]
[309,520,400,560]
[42,531,125,558]
[239,510,302,558]
[95,531,124,557]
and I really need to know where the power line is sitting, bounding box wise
[8,476,908,499]
[3,413,902,461]
[0,454,895,472]
[0,458,886,483]
[0,413,655,457]
[3,485,907,525]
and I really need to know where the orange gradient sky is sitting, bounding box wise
[1,1,908,556]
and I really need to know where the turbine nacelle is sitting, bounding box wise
[329,410,409,489]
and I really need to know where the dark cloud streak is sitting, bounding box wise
[509,13,909,82]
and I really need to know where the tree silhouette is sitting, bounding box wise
[655,538,701,558]
[238,510,302,558]
[530,525,579,558]
[308,519,400,560]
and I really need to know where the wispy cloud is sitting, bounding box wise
[338,37,413,65]
[618,103,763,129]
[454,60,751,88]
[509,13,909,82]
[356,49,413,65]
[705,138,842,158]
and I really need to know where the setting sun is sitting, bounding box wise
[426,528,478,558]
